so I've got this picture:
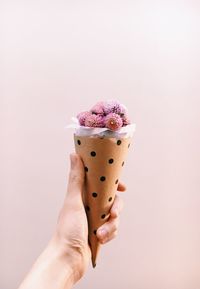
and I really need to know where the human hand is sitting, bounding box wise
[53,153,126,283]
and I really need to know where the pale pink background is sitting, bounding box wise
[1,1,200,288]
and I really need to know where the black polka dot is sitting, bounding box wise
[101,214,106,219]
[128,143,131,148]
[84,166,88,172]
[92,192,98,198]
[115,179,119,184]
[93,229,97,235]
[108,158,114,164]
[77,139,81,145]
[85,205,90,211]
[91,151,96,157]
[100,176,106,182]
[117,140,122,145]
[122,161,125,166]
[108,197,112,202]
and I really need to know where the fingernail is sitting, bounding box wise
[70,154,77,169]
[98,228,107,238]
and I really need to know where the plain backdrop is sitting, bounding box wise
[1,1,200,289]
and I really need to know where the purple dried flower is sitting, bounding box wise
[122,113,131,126]
[105,113,123,131]
[90,101,105,115]
[104,100,127,116]
[77,100,131,129]
[77,111,92,126]
[85,114,105,128]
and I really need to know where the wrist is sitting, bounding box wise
[19,236,76,289]
[48,235,88,283]
[44,237,75,286]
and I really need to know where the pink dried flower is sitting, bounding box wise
[85,114,105,128]
[105,113,123,131]
[90,101,105,115]
[122,113,131,126]
[104,100,127,115]
[77,111,92,126]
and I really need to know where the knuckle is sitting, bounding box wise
[112,220,119,231]
[112,230,118,238]
[114,194,119,202]
[69,172,82,185]
[112,223,118,232]
[107,231,118,243]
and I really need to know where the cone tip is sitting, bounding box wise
[92,262,97,268]
[92,256,97,268]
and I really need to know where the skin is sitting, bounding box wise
[18,153,126,289]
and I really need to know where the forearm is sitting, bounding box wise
[18,237,75,289]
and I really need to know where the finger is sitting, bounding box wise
[110,195,124,218]
[98,230,118,244]
[117,182,126,192]
[97,218,119,244]
[67,153,85,200]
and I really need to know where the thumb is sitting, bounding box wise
[67,153,85,200]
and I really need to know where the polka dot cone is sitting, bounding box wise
[74,134,132,267]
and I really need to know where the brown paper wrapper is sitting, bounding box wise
[74,134,132,267]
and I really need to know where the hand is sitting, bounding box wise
[53,153,126,283]
[18,153,126,289]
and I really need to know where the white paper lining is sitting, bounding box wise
[65,117,136,138]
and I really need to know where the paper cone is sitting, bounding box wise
[74,134,132,267]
